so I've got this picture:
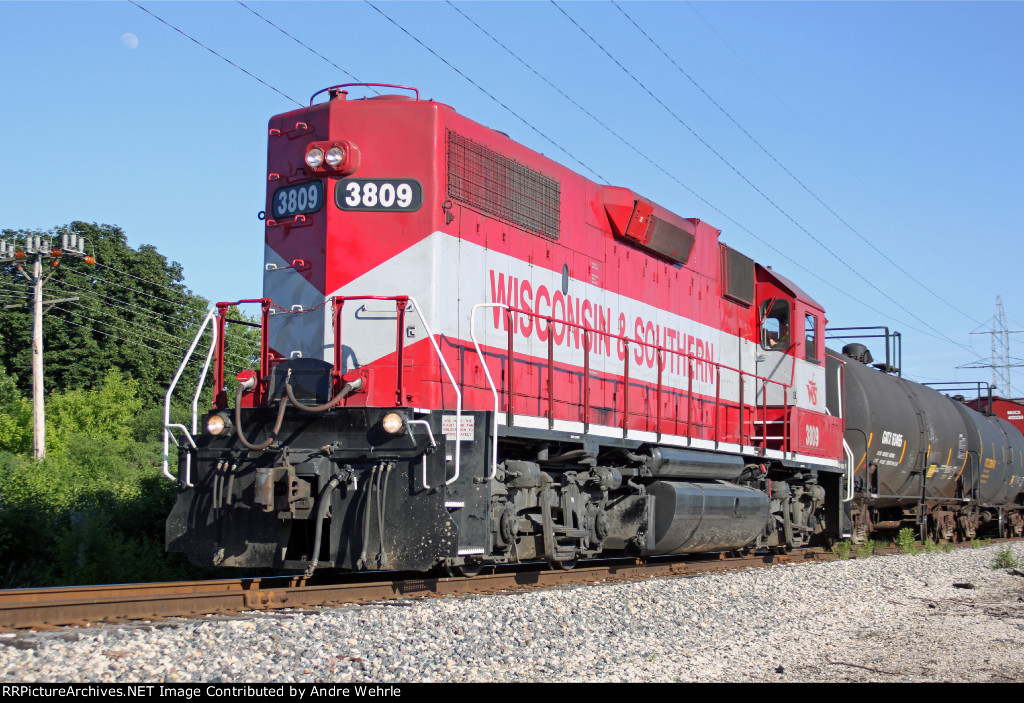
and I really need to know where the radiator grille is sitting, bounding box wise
[447,130,560,239]
[722,245,754,305]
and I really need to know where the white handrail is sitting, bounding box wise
[404,295,462,485]
[406,418,438,490]
[162,305,218,484]
[843,439,856,503]
[470,302,507,481]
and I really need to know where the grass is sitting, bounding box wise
[923,539,954,554]
[831,540,852,560]
[896,528,920,555]
[856,539,880,559]
[991,546,1022,570]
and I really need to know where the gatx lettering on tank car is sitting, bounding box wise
[164,84,1024,575]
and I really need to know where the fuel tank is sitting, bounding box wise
[644,480,769,554]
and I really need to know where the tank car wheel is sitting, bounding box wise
[546,556,577,571]
[453,560,484,578]
[441,559,484,578]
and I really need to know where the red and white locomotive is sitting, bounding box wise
[165,84,1023,574]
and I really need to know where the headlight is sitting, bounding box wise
[325,145,346,168]
[381,412,405,434]
[206,413,231,435]
[305,147,324,169]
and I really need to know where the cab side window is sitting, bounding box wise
[805,313,819,362]
[760,299,790,350]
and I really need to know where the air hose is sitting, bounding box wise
[234,383,289,451]
[303,474,343,579]
[285,376,363,413]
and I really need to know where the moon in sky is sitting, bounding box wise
[121,33,139,50]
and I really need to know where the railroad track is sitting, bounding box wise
[0,546,910,631]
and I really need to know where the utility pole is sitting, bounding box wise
[0,231,94,459]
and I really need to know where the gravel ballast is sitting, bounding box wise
[3,543,1023,683]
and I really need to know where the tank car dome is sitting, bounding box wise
[842,343,874,364]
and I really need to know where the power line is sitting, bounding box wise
[363,0,607,183]
[551,1,972,355]
[128,0,303,107]
[234,1,375,94]
[54,277,198,330]
[612,0,980,327]
[93,261,196,302]
[442,2,972,349]
[46,285,210,355]
[51,304,255,368]
[63,267,196,312]
[53,309,200,362]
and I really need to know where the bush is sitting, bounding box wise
[856,539,880,559]
[896,528,920,555]
[991,546,1022,570]
[0,373,208,586]
[831,540,852,560]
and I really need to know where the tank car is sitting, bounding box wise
[829,344,1024,540]
[163,84,1020,575]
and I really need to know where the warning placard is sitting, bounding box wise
[442,415,475,441]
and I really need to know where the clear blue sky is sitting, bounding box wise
[2,1,1022,393]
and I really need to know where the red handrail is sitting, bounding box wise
[333,295,410,406]
[213,296,800,452]
[491,305,796,449]
[213,298,271,408]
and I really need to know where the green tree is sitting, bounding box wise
[0,368,32,455]
[0,222,260,410]
[0,354,208,585]
[0,223,259,585]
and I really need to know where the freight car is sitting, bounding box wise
[164,84,1024,575]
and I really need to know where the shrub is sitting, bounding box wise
[0,373,209,586]
[831,540,852,560]
[896,528,920,555]
[856,539,880,559]
[991,546,1021,570]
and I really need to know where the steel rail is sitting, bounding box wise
[0,554,815,631]
[0,540,1013,631]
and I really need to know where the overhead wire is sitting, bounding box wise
[121,2,977,359]
[128,0,303,107]
[52,309,202,362]
[4,257,255,365]
[234,1,377,95]
[442,2,971,348]
[612,0,981,327]
[49,301,256,368]
[45,282,229,360]
[63,267,202,313]
[364,0,607,183]
[550,1,973,355]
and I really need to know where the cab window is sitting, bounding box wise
[760,299,790,350]
[805,314,819,362]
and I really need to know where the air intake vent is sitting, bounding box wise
[447,130,560,239]
[721,245,754,305]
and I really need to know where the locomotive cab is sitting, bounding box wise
[754,266,839,459]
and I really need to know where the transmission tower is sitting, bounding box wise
[960,296,1024,398]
